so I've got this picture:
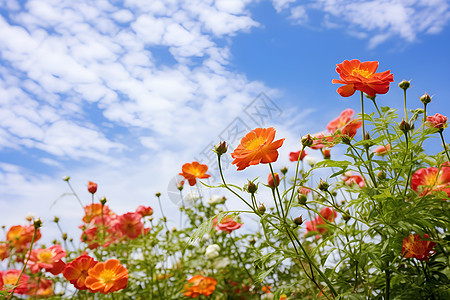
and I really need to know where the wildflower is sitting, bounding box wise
[0,269,30,294]
[305,155,318,167]
[28,244,67,274]
[332,59,394,97]
[411,164,450,197]
[321,148,331,159]
[88,181,98,194]
[373,144,391,156]
[267,172,280,188]
[426,113,447,130]
[231,127,285,171]
[136,205,153,217]
[27,278,54,297]
[205,244,220,259]
[305,208,337,238]
[0,242,9,261]
[289,150,307,162]
[402,234,436,261]
[206,195,226,205]
[213,257,230,269]
[309,132,335,149]
[299,187,311,195]
[63,255,98,290]
[183,275,217,298]
[85,259,128,294]
[327,109,362,139]
[82,203,113,223]
[177,180,185,191]
[214,216,243,233]
[341,171,365,188]
[179,161,211,186]
[214,141,228,156]
[6,224,41,252]
[115,212,145,239]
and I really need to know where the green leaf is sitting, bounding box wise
[315,160,352,168]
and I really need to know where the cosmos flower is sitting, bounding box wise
[402,234,436,261]
[214,216,243,233]
[63,254,98,290]
[183,275,217,298]
[179,162,211,186]
[85,259,128,294]
[411,164,450,197]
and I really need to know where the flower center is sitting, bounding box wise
[37,250,55,263]
[99,269,116,284]
[4,274,19,285]
[245,136,265,150]
[351,68,372,78]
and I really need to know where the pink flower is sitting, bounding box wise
[267,172,280,188]
[0,270,30,294]
[87,181,97,194]
[298,187,311,195]
[289,150,307,162]
[426,113,447,129]
[373,144,391,156]
[214,216,243,233]
[342,171,365,188]
[305,208,337,238]
[327,109,362,139]
[28,245,67,274]
[136,205,153,217]
[114,212,145,239]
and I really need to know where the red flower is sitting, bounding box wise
[426,113,447,129]
[267,172,280,188]
[85,259,128,294]
[0,242,9,261]
[231,127,285,171]
[184,275,217,298]
[289,150,307,162]
[305,208,337,238]
[28,244,67,274]
[114,212,145,239]
[6,224,41,252]
[299,187,311,195]
[411,164,450,197]
[88,181,98,194]
[402,234,436,261]
[342,171,365,188]
[0,269,30,294]
[136,205,153,217]
[327,109,362,139]
[373,144,391,156]
[214,216,243,233]
[63,254,98,290]
[179,162,211,186]
[332,59,394,97]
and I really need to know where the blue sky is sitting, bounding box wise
[1,0,450,241]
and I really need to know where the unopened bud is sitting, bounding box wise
[258,204,266,215]
[214,141,228,156]
[280,166,288,175]
[343,211,351,222]
[155,192,161,198]
[62,176,70,182]
[398,80,411,91]
[100,197,107,206]
[294,216,303,225]
[33,219,42,229]
[365,94,376,101]
[365,132,371,141]
[321,148,331,159]
[53,217,59,223]
[267,172,280,188]
[162,217,167,222]
[250,238,256,245]
[87,181,97,194]
[341,135,352,145]
[297,194,307,205]
[62,233,67,241]
[377,171,386,180]
[420,92,431,105]
[177,180,185,191]
[302,134,314,147]
[318,179,329,191]
[399,120,411,133]
[246,181,258,194]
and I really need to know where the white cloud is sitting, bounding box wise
[272,0,450,47]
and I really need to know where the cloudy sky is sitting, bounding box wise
[1,0,450,243]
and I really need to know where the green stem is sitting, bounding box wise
[269,163,285,219]
[439,131,450,161]
[287,145,307,215]
[66,180,84,209]
[229,233,255,283]
[360,91,366,140]
[403,89,408,121]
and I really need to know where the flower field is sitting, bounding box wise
[1,59,449,299]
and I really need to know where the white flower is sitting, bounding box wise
[183,191,200,207]
[205,244,220,259]
[305,155,318,167]
[206,195,226,205]
[261,293,274,300]
[213,257,230,269]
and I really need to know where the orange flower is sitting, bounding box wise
[183,275,217,298]
[63,254,98,290]
[0,269,30,294]
[85,259,128,294]
[373,144,391,156]
[402,234,436,261]
[179,161,211,186]
[82,203,112,223]
[6,224,41,252]
[213,216,243,233]
[0,242,9,261]
[231,127,285,171]
[28,244,67,274]
[88,181,98,194]
[411,164,450,197]
[332,59,394,97]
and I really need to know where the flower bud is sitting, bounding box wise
[33,219,42,229]
[294,216,303,225]
[155,192,161,198]
[343,211,351,222]
[258,203,266,215]
[250,238,256,245]
[53,216,59,223]
[280,166,288,175]
[177,180,185,191]
[100,197,107,206]
[398,80,410,91]
[62,233,67,241]
[214,141,228,156]
[377,171,386,180]
[87,181,97,194]
[301,134,314,147]
[399,120,411,133]
[62,176,70,182]
[364,132,371,141]
[297,194,307,205]
[341,135,352,145]
[267,172,280,188]
[246,181,258,194]
[318,179,329,191]
[321,148,331,159]
[420,92,431,104]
